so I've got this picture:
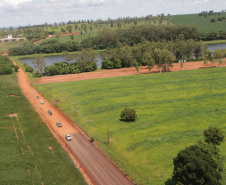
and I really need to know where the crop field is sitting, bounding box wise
[0,74,86,185]
[168,12,226,32]
[35,67,226,185]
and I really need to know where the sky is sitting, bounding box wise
[0,0,225,27]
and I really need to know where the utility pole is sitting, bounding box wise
[73,102,76,115]
[106,124,109,145]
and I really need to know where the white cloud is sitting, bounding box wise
[4,0,32,6]
[0,0,225,27]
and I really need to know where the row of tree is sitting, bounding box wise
[100,39,226,71]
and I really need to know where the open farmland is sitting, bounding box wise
[35,67,226,184]
[168,12,226,32]
[0,73,86,185]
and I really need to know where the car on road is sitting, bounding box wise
[48,110,52,115]
[34,91,36,94]
[56,122,62,127]
[65,134,72,141]
[41,100,44,104]
[37,96,40,99]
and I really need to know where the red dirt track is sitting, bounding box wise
[35,59,226,84]
[14,61,134,185]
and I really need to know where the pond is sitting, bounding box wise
[19,43,226,70]
[207,43,226,52]
[19,53,104,69]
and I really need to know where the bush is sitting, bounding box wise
[14,65,19,72]
[120,108,137,122]
[102,60,114,69]
[0,65,13,75]
[23,63,28,67]
[25,66,34,73]
[203,126,224,145]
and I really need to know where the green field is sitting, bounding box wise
[168,12,226,32]
[0,40,26,54]
[35,67,226,184]
[0,73,87,185]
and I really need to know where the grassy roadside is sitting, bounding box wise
[35,67,226,185]
[0,73,87,185]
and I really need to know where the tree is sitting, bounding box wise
[213,48,224,67]
[25,66,34,73]
[14,65,19,72]
[120,108,137,122]
[204,126,225,145]
[74,48,97,72]
[172,143,222,185]
[203,48,213,68]
[32,54,46,76]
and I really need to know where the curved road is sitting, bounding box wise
[14,61,134,185]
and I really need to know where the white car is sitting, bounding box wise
[65,134,72,141]
[41,100,44,104]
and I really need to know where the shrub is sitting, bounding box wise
[120,108,137,122]
[14,65,19,72]
[102,60,114,69]
[25,66,34,73]
[203,126,224,145]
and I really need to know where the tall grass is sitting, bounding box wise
[35,67,226,184]
[0,74,87,185]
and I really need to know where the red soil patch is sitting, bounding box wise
[9,94,20,97]
[35,59,226,84]
[33,32,80,44]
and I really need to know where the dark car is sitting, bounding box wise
[56,122,62,127]
[48,110,52,115]
[37,96,40,99]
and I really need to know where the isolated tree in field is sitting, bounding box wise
[32,54,46,76]
[213,48,224,67]
[120,108,137,122]
[203,126,224,145]
[172,143,222,185]
[203,48,213,68]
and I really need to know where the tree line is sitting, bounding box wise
[0,55,19,75]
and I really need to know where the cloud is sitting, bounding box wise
[0,0,225,27]
[3,0,32,6]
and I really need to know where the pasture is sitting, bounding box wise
[0,74,86,185]
[168,12,226,32]
[35,67,226,184]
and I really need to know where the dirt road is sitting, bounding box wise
[14,61,134,185]
[35,60,226,84]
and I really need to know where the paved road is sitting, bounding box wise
[14,61,134,185]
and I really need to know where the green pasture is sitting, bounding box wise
[0,74,86,185]
[0,40,26,54]
[35,67,226,184]
[168,12,226,32]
